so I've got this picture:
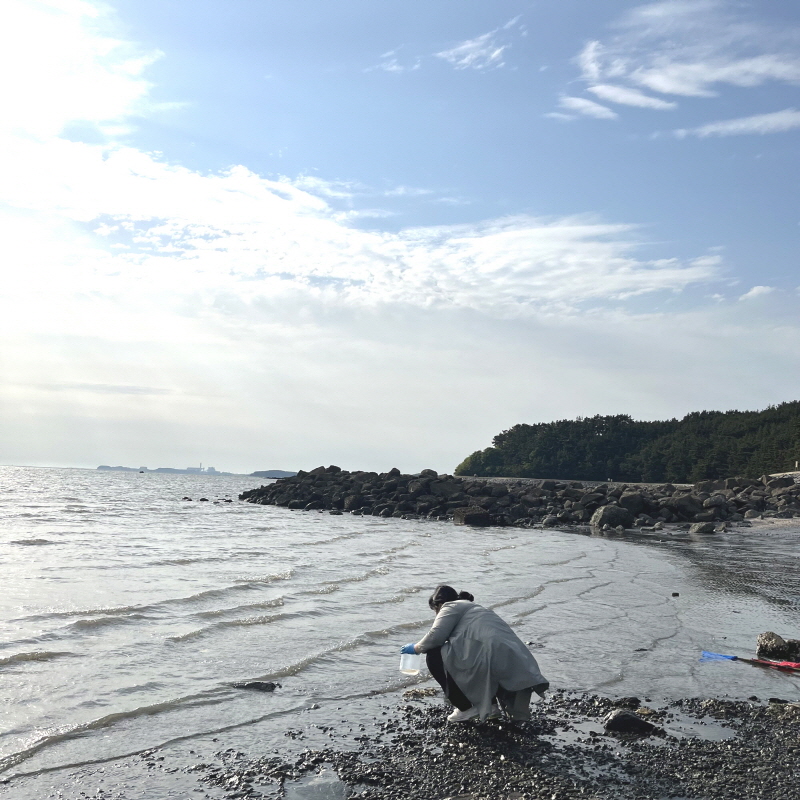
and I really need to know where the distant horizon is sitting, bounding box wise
[0,463,297,476]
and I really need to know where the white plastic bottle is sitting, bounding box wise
[399,652,423,675]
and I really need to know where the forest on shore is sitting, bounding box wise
[454,401,800,483]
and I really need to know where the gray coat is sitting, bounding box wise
[416,600,548,720]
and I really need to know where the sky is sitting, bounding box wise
[1,0,799,474]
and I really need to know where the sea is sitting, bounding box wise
[1,465,798,798]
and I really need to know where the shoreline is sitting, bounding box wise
[9,688,796,800]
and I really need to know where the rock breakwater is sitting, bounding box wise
[239,467,800,529]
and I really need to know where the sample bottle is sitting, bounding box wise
[399,652,423,675]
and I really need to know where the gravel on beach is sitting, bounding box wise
[198,690,800,800]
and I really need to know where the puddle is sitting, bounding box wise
[284,768,350,800]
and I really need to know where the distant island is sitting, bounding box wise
[250,470,298,478]
[97,465,297,478]
[98,464,236,475]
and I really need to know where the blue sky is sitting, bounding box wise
[1,0,799,473]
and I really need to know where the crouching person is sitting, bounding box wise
[400,584,548,722]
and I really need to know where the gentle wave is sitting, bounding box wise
[0,690,230,774]
[12,604,156,623]
[9,539,56,546]
[253,635,380,680]
[165,609,320,643]
[306,531,366,546]
[142,555,230,567]
[230,569,294,586]
[372,585,429,605]
[490,587,547,610]
[66,614,151,632]
[0,651,75,668]
[321,566,390,587]
[302,584,339,595]
[11,575,294,625]
[193,597,285,619]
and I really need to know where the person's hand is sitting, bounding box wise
[400,643,417,654]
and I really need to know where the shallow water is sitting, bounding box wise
[1,465,798,791]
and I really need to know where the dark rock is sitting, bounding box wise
[430,480,462,498]
[453,506,493,527]
[618,491,646,515]
[590,504,634,529]
[689,522,716,533]
[757,631,800,661]
[662,492,704,520]
[766,476,795,489]
[603,708,660,735]
[231,681,281,692]
[694,479,725,493]
[612,696,641,709]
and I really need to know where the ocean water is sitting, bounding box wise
[1,465,798,790]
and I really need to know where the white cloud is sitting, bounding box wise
[384,185,434,198]
[436,31,508,71]
[292,175,363,198]
[564,2,800,121]
[738,286,775,301]
[544,111,575,122]
[435,17,523,71]
[559,96,617,120]
[0,0,158,139]
[675,108,800,138]
[368,51,421,74]
[589,83,677,110]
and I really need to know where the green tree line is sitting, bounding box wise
[454,402,800,483]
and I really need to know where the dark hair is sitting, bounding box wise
[428,584,474,611]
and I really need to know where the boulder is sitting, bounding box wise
[603,709,660,736]
[232,681,280,692]
[343,495,363,511]
[662,493,704,520]
[430,480,462,498]
[694,479,725,494]
[452,506,493,527]
[689,522,716,534]
[407,479,429,496]
[766,476,795,489]
[590,505,634,529]
[757,631,800,661]
[725,477,759,490]
[618,491,646,515]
